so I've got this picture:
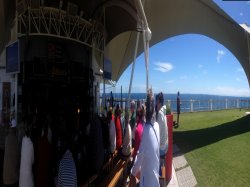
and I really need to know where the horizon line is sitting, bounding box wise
[100,92,250,98]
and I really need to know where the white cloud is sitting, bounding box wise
[114,84,149,93]
[198,64,203,69]
[236,68,244,73]
[180,75,188,80]
[236,77,242,82]
[216,50,225,63]
[169,38,175,42]
[132,84,146,93]
[166,80,174,84]
[186,86,250,97]
[213,86,250,97]
[197,64,208,75]
[217,50,225,55]
[154,62,173,73]
[240,12,243,16]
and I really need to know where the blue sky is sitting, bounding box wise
[108,0,250,97]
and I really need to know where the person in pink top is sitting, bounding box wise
[115,105,123,150]
[132,107,144,160]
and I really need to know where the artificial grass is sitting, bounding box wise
[173,109,250,186]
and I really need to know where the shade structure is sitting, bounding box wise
[1,0,250,87]
[104,0,250,87]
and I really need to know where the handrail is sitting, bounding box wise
[100,97,250,113]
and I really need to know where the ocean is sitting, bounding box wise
[102,93,250,112]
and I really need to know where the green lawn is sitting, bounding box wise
[173,109,250,187]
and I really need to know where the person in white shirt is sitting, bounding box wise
[107,109,116,154]
[156,92,168,157]
[130,88,160,187]
[122,108,132,156]
[19,129,34,187]
[156,92,168,182]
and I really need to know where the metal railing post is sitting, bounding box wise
[210,99,213,111]
[190,99,193,112]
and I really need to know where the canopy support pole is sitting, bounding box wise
[128,32,140,103]
[103,7,106,112]
[143,30,150,92]
[136,0,151,92]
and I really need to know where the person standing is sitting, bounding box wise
[107,109,116,154]
[132,107,144,161]
[130,88,160,187]
[114,105,123,150]
[57,148,77,187]
[35,125,52,187]
[19,128,34,187]
[87,115,104,174]
[110,91,114,108]
[122,109,132,157]
[3,119,20,187]
[156,92,168,183]
[130,100,136,146]
[177,91,181,126]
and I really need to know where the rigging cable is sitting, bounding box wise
[127,0,151,110]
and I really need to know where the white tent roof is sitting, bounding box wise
[105,0,250,87]
[240,24,250,34]
[1,0,250,87]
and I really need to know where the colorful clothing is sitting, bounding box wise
[115,116,123,150]
[131,121,160,187]
[132,121,144,160]
[108,120,116,153]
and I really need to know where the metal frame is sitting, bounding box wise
[17,5,104,52]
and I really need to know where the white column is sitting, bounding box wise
[210,99,213,111]
[190,99,193,112]
[237,99,239,109]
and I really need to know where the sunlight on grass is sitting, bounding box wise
[173,109,250,186]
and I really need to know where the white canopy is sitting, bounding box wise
[104,0,250,87]
[1,0,250,87]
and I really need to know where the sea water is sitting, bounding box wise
[102,93,250,113]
